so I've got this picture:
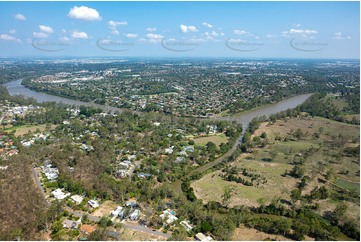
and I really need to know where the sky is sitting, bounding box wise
[0,1,359,59]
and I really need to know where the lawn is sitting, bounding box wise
[191,133,229,147]
[4,124,56,136]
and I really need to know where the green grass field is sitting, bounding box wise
[3,124,56,136]
[336,178,360,194]
[191,133,229,147]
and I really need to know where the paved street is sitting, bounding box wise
[123,223,171,239]
[31,166,50,207]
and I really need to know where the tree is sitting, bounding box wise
[333,202,348,224]
[222,186,234,206]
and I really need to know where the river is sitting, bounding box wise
[3,79,123,113]
[3,79,312,195]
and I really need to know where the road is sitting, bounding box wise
[31,166,50,208]
[124,223,171,239]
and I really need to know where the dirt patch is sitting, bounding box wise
[232,225,292,241]
[120,228,167,241]
[91,200,119,217]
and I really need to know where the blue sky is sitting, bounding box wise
[0,1,359,58]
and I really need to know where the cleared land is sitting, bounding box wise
[191,134,228,147]
[191,158,297,207]
[232,225,292,241]
[4,124,56,136]
[120,227,167,241]
[192,116,360,223]
[91,200,118,217]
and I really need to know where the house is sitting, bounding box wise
[62,219,80,229]
[175,157,185,163]
[70,195,84,205]
[88,199,100,208]
[111,206,123,217]
[160,209,178,225]
[107,231,120,239]
[184,146,194,152]
[80,224,96,235]
[52,188,70,200]
[137,173,152,179]
[207,125,218,134]
[180,220,193,232]
[195,233,213,241]
[129,209,140,221]
[125,201,138,208]
[164,146,174,154]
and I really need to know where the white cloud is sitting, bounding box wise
[202,22,213,28]
[33,32,48,38]
[68,6,102,21]
[71,31,88,39]
[333,32,352,40]
[9,29,16,34]
[39,25,53,34]
[108,20,127,35]
[289,28,317,34]
[108,20,128,27]
[146,27,157,32]
[0,34,20,42]
[146,33,164,39]
[180,25,198,33]
[125,33,138,38]
[205,30,224,40]
[293,23,302,27]
[281,28,318,38]
[14,13,26,21]
[233,30,247,35]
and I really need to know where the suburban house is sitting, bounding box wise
[70,195,84,205]
[107,230,120,239]
[160,209,178,225]
[195,232,213,241]
[128,209,140,221]
[111,206,124,217]
[88,199,100,208]
[62,219,80,229]
[180,220,193,232]
[52,188,70,200]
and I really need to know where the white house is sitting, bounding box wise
[165,146,174,154]
[195,233,213,241]
[70,195,84,205]
[129,209,140,221]
[180,220,193,232]
[160,209,178,225]
[88,199,100,208]
[111,206,124,217]
[52,189,70,200]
